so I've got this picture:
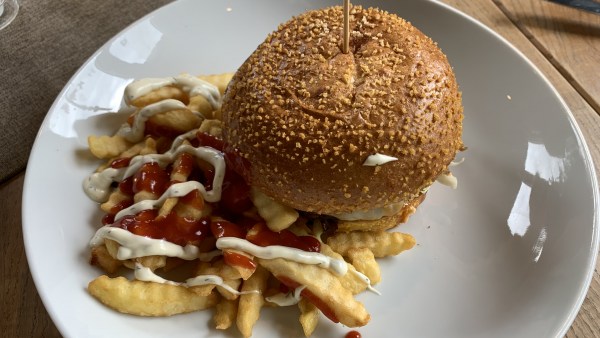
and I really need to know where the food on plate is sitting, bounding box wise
[82,5,462,337]
[222,5,463,232]
[88,275,218,316]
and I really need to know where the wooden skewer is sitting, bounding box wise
[343,0,350,53]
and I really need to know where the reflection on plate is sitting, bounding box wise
[22,0,599,337]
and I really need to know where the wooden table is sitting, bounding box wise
[2,0,599,336]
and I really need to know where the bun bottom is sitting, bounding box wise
[336,194,426,232]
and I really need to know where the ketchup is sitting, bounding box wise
[246,223,321,252]
[112,210,210,246]
[196,131,253,215]
[172,152,194,178]
[277,276,339,323]
[110,157,131,169]
[196,131,224,151]
[210,219,247,239]
[345,331,362,338]
[103,132,323,278]
[223,251,257,270]
[133,162,169,195]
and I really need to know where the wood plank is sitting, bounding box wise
[0,174,61,337]
[496,0,600,114]
[440,1,600,337]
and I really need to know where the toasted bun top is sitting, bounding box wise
[222,6,463,214]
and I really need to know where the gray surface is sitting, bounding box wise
[0,0,172,183]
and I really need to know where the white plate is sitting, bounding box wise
[23,0,600,337]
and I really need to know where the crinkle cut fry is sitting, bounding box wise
[326,230,416,257]
[87,275,217,316]
[319,243,367,295]
[237,266,269,338]
[258,257,370,328]
[214,296,238,330]
[298,298,319,337]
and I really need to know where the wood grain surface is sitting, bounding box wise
[1,0,599,337]
[498,0,600,114]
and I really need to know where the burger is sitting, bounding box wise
[222,5,463,232]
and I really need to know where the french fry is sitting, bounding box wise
[88,135,131,159]
[187,95,214,118]
[138,137,158,155]
[199,73,234,95]
[185,73,233,118]
[250,188,299,232]
[346,247,381,285]
[298,298,319,337]
[217,278,242,300]
[222,250,257,280]
[213,259,247,280]
[319,243,367,295]
[258,258,370,328]
[136,255,167,271]
[189,261,218,296]
[104,239,121,260]
[88,275,217,316]
[188,284,217,297]
[326,230,415,258]
[198,118,223,137]
[90,245,122,274]
[130,86,186,108]
[100,189,131,214]
[147,108,203,135]
[237,266,269,338]
[157,197,179,217]
[214,297,238,330]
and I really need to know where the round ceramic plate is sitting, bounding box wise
[23,0,599,337]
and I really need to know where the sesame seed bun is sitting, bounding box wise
[222,6,463,215]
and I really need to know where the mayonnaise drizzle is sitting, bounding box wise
[125,74,221,111]
[436,172,458,189]
[215,238,379,294]
[116,99,189,143]
[83,128,196,202]
[266,286,306,306]
[83,142,225,204]
[90,227,200,260]
[134,263,258,295]
[350,270,381,295]
[216,237,348,276]
[449,158,465,167]
[363,153,398,166]
[90,228,378,293]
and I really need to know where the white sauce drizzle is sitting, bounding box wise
[125,74,221,111]
[362,153,398,166]
[266,286,306,306]
[116,99,188,143]
[197,250,223,262]
[115,177,220,221]
[216,237,348,276]
[350,270,381,295]
[436,172,458,189]
[90,227,200,260]
[449,158,465,167]
[134,263,258,295]
[83,142,225,204]
[90,227,223,261]
[90,228,378,293]
[83,72,224,202]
